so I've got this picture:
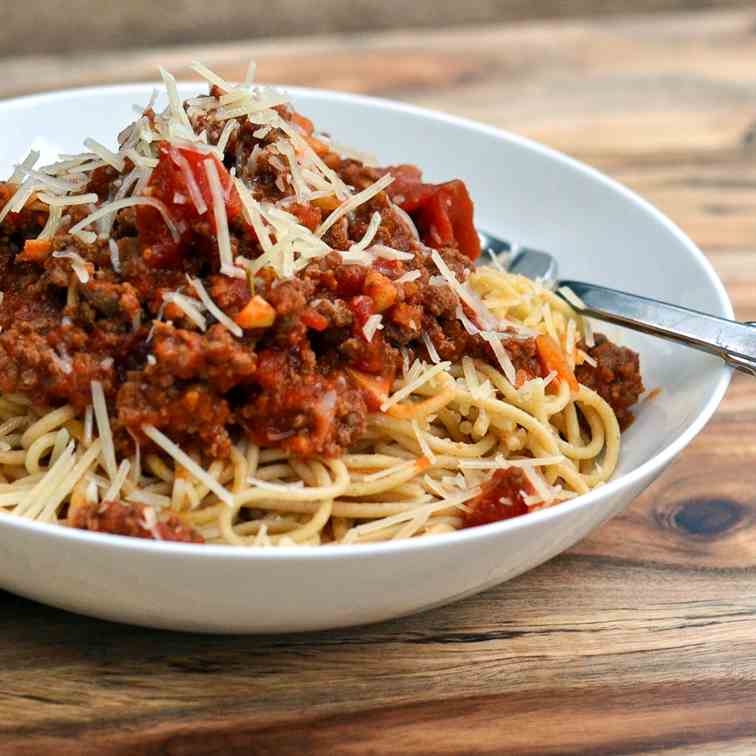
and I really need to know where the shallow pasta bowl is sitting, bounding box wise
[0,83,732,632]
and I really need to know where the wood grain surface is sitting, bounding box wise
[1,0,752,58]
[1,7,756,755]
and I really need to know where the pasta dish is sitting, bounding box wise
[0,63,644,546]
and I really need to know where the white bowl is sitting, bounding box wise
[0,84,732,633]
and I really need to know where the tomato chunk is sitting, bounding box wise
[385,165,480,260]
[463,468,534,528]
[136,142,242,268]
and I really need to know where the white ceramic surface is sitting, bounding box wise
[0,84,732,633]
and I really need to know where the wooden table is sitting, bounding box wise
[2,7,756,754]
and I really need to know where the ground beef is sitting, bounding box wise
[423,283,458,318]
[149,323,257,393]
[575,334,644,429]
[79,279,141,325]
[0,100,640,467]
[72,499,203,543]
[118,377,233,458]
[240,368,367,457]
[0,321,118,411]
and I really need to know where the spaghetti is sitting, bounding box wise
[0,63,644,547]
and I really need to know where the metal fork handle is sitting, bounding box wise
[559,280,756,376]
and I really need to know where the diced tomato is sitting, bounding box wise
[136,141,243,269]
[463,468,534,528]
[287,202,322,232]
[386,165,436,212]
[335,266,367,297]
[372,258,403,278]
[416,190,455,248]
[349,295,373,327]
[438,180,480,261]
[167,145,242,224]
[385,165,480,261]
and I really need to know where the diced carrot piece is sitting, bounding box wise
[536,334,579,393]
[312,195,341,212]
[348,369,393,410]
[364,270,397,312]
[234,295,276,329]
[18,238,52,263]
[287,202,322,232]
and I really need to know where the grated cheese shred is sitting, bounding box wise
[362,314,383,343]
[316,173,394,238]
[143,424,233,505]
[203,158,242,278]
[91,381,117,480]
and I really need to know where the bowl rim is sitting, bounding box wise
[0,81,734,560]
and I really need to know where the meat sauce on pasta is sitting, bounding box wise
[0,63,643,546]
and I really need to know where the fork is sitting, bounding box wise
[477,230,756,376]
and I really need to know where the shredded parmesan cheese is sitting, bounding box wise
[430,250,498,331]
[455,305,479,336]
[247,477,306,493]
[170,149,208,215]
[8,149,40,185]
[316,173,394,238]
[203,158,243,278]
[69,197,179,245]
[84,405,93,446]
[369,244,414,261]
[459,455,565,470]
[37,192,97,207]
[362,314,383,343]
[83,138,125,171]
[411,420,437,464]
[216,120,238,155]
[143,424,233,505]
[422,332,441,364]
[91,381,117,480]
[52,250,90,284]
[159,66,194,136]
[480,332,517,385]
[381,362,451,412]
[108,238,121,273]
[233,178,273,254]
[104,459,131,501]
[349,211,381,254]
[394,270,421,284]
[163,291,207,331]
